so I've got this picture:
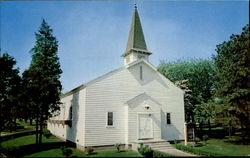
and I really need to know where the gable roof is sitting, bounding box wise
[61,59,184,98]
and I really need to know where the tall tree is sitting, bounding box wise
[0,51,21,137]
[158,59,216,123]
[175,79,193,123]
[26,19,62,144]
[213,24,250,141]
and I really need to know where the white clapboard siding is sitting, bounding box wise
[48,60,184,147]
[84,60,184,146]
[48,89,86,147]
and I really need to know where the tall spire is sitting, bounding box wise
[123,5,151,57]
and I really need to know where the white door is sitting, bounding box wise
[138,114,153,139]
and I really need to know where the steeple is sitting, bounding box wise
[123,5,152,65]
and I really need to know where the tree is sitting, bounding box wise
[158,59,216,123]
[194,100,216,131]
[213,24,250,141]
[26,19,62,144]
[175,79,193,123]
[0,51,21,136]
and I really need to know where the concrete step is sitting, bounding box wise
[144,141,170,144]
[144,142,171,146]
[150,145,173,148]
[151,147,174,151]
[145,143,172,147]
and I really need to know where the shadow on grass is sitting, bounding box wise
[2,141,76,157]
[224,139,250,145]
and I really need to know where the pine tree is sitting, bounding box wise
[26,19,62,144]
[0,51,21,136]
[213,24,250,141]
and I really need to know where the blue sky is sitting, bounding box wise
[0,1,248,92]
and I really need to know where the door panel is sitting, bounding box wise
[139,114,153,139]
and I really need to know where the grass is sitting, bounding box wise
[1,120,35,136]
[1,134,62,148]
[26,149,142,157]
[0,134,141,157]
[1,128,35,136]
[173,136,250,156]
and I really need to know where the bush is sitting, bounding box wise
[194,137,200,143]
[115,143,122,152]
[86,146,94,155]
[60,146,73,158]
[43,129,52,138]
[202,135,209,142]
[174,144,223,156]
[153,150,175,157]
[138,145,153,157]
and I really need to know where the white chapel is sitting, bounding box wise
[48,6,185,150]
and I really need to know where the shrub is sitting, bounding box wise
[193,137,203,147]
[60,146,73,158]
[86,146,94,155]
[115,143,122,152]
[153,150,175,157]
[174,144,223,156]
[202,135,209,142]
[138,145,153,157]
[194,137,200,143]
[43,129,52,138]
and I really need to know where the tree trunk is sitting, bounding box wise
[14,117,17,131]
[200,122,202,131]
[35,114,39,144]
[38,115,43,144]
[228,126,232,139]
[30,118,33,125]
[208,119,211,132]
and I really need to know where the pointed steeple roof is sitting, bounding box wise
[123,5,152,57]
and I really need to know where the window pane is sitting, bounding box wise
[69,106,73,120]
[107,112,113,126]
[166,113,171,124]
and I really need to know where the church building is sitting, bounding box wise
[48,6,185,150]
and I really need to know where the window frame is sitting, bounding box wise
[106,112,114,127]
[166,112,171,125]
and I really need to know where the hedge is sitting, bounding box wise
[174,144,224,157]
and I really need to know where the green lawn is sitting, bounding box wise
[173,136,250,156]
[1,134,62,148]
[1,120,35,136]
[26,149,142,157]
[0,134,141,157]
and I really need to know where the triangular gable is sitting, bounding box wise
[126,59,185,94]
[125,92,162,107]
[61,59,184,99]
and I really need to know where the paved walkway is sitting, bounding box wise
[133,139,197,157]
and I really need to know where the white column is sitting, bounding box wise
[184,122,187,146]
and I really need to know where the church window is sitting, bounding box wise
[140,66,143,80]
[107,112,113,126]
[69,106,73,120]
[166,113,171,124]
